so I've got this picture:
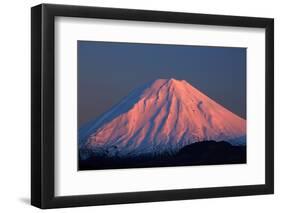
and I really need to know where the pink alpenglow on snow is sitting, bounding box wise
[79,78,246,159]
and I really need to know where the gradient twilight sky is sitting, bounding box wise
[78,41,246,127]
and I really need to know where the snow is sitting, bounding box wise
[79,79,246,159]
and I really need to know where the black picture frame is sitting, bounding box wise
[31,3,274,209]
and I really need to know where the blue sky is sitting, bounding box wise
[78,41,246,126]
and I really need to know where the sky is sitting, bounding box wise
[78,41,246,127]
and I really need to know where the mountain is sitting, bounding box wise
[79,78,246,160]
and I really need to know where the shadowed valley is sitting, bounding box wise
[79,141,246,170]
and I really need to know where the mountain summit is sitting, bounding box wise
[79,78,246,159]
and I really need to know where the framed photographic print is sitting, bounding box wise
[31,3,274,209]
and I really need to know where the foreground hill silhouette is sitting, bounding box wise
[79,78,246,170]
[79,141,246,170]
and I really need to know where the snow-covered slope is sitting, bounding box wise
[79,78,246,159]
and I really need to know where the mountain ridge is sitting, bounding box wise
[79,78,246,159]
